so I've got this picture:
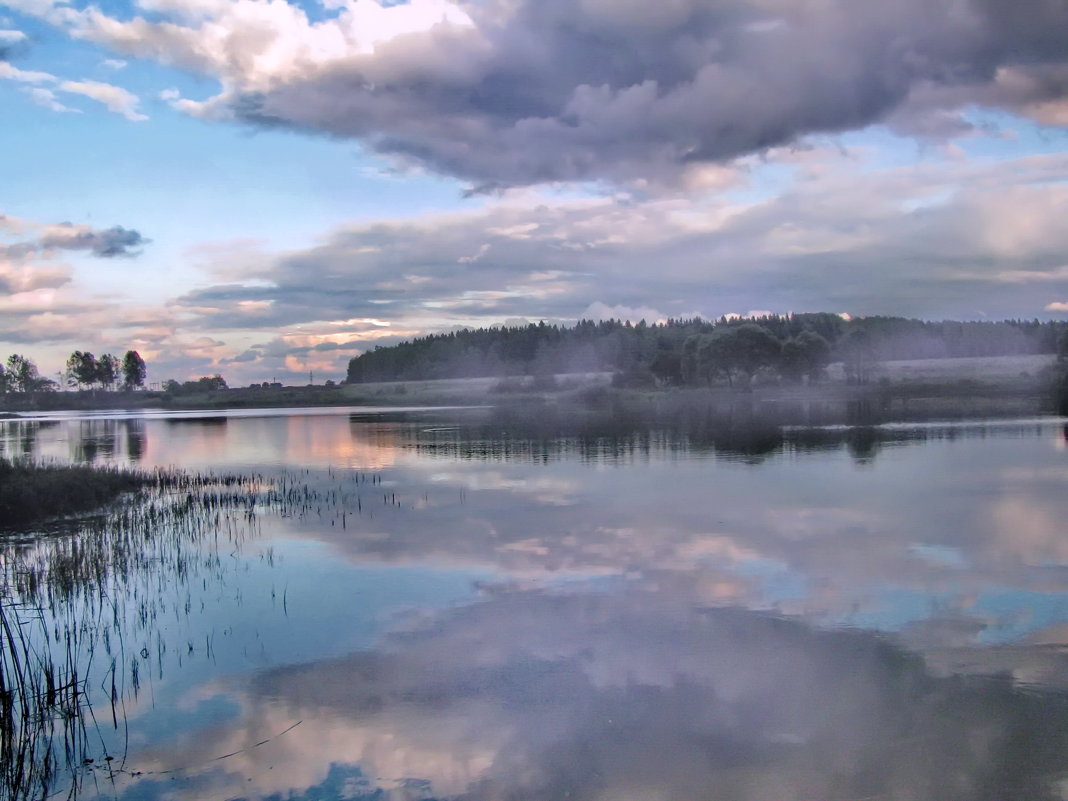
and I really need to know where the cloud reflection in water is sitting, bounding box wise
[122,583,1068,801]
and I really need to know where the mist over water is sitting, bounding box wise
[2,406,1068,800]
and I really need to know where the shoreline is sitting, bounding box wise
[1,354,1064,419]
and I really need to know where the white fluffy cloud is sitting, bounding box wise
[57,79,147,120]
[0,60,51,82]
[24,86,80,112]
[0,56,148,118]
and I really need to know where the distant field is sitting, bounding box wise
[341,372,612,402]
[344,357,1058,401]
[826,354,1057,383]
[342,375,504,399]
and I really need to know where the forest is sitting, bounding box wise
[346,314,1068,388]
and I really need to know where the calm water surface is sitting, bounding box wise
[3,406,1068,801]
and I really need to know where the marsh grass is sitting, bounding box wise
[0,459,153,529]
[0,465,260,800]
[0,462,394,800]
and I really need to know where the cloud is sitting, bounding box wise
[457,243,490,264]
[0,215,149,325]
[0,60,52,83]
[56,79,147,120]
[6,143,1068,384]
[0,27,26,59]
[2,218,147,263]
[0,265,70,295]
[210,324,419,379]
[169,151,1068,343]
[1046,301,1068,312]
[36,222,148,257]
[0,34,146,119]
[16,0,1068,187]
[119,582,1068,801]
[581,301,667,323]
[23,86,80,113]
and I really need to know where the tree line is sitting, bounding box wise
[0,350,147,395]
[345,314,1068,387]
[66,351,146,391]
[0,349,238,402]
[0,355,57,394]
[162,375,228,395]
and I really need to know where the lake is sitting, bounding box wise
[3,405,1068,801]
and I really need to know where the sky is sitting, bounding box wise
[2,0,1068,385]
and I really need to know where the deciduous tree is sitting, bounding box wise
[96,354,121,390]
[5,354,47,393]
[841,328,877,385]
[781,331,832,383]
[66,351,99,389]
[122,350,147,390]
[700,324,782,388]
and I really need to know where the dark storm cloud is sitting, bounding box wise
[228,348,261,363]
[39,223,147,257]
[91,0,1068,187]
[2,220,149,270]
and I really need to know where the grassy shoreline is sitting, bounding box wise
[0,459,154,528]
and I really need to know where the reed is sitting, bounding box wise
[0,465,256,800]
[0,458,153,528]
[1,463,388,799]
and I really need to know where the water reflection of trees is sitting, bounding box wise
[0,420,59,459]
[124,419,145,462]
[400,405,1060,465]
[71,419,119,463]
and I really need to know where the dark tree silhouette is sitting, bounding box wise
[841,328,876,385]
[5,354,39,393]
[343,316,1066,388]
[122,350,147,390]
[66,351,99,389]
[164,375,229,395]
[781,331,832,383]
[96,354,120,391]
[699,324,782,388]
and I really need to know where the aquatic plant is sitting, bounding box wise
[0,463,391,800]
[0,458,151,528]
